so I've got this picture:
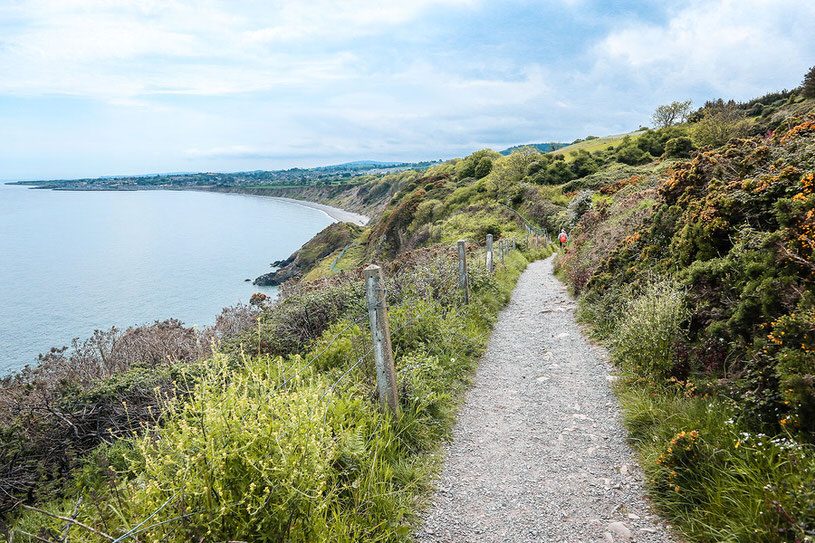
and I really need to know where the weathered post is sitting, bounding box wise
[486,234,494,273]
[457,240,469,304]
[499,239,505,265]
[364,265,399,415]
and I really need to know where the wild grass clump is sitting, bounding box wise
[619,384,815,542]
[612,280,689,381]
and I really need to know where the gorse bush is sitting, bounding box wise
[613,280,689,381]
[559,97,815,541]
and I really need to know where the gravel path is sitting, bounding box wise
[416,257,676,543]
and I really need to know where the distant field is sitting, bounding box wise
[551,130,644,160]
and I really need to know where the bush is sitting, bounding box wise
[614,140,651,165]
[533,161,574,185]
[620,384,815,542]
[613,281,689,381]
[474,156,493,179]
[570,150,599,178]
[663,136,694,158]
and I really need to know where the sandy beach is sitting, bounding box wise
[271,196,369,226]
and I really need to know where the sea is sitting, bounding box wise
[0,183,334,374]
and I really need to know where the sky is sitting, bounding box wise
[0,0,813,180]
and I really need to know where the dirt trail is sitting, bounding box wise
[416,257,676,543]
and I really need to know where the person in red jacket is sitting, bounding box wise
[558,229,568,249]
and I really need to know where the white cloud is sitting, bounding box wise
[244,0,477,43]
[593,0,815,98]
[0,0,473,98]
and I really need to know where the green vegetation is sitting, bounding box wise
[551,131,642,159]
[254,222,362,286]
[805,66,815,99]
[6,248,536,542]
[558,83,815,541]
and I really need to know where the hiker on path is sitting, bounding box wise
[558,229,568,250]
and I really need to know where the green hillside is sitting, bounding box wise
[551,130,643,159]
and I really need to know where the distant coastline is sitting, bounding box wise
[5,180,371,226]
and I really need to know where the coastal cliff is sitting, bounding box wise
[254,222,362,286]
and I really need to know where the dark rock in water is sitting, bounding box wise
[254,266,300,286]
[254,222,362,286]
[244,278,251,282]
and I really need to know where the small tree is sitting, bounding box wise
[652,100,692,128]
[691,103,746,147]
[802,65,815,98]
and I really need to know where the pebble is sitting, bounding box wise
[607,521,632,541]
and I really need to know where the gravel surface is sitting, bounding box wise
[416,257,677,543]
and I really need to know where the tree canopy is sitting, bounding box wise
[652,100,692,128]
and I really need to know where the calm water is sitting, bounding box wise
[0,184,334,374]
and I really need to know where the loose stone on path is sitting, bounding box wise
[416,257,676,543]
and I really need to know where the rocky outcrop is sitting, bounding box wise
[254,222,362,286]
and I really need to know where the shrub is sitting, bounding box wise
[613,280,689,381]
[570,150,599,178]
[614,141,650,165]
[566,190,593,227]
[663,136,694,158]
[621,384,815,542]
[534,161,574,184]
[474,156,493,179]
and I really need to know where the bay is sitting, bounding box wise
[0,183,334,374]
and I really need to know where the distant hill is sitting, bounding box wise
[316,160,402,169]
[499,142,569,155]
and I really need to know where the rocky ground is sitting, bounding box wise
[416,257,678,543]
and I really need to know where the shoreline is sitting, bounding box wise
[5,182,371,227]
[268,196,369,226]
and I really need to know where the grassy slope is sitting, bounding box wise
[551,131,643,160]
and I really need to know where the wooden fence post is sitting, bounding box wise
[457,240,469,304]
[486,234,494,273]
[364,265,399,415]
[499,239,505,265]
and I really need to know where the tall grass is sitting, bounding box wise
[612,280,688,380]
[619,384,815,542]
